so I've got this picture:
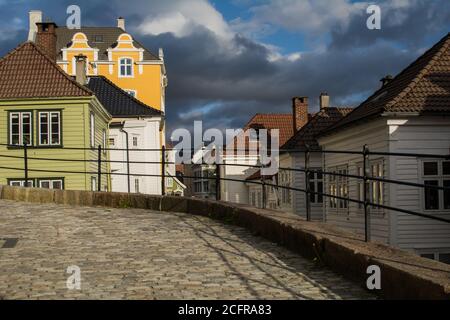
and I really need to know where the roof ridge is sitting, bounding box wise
[88,75,161,114]
[30,41,94,96]
[386,33,450,110]
[0,41,29,66]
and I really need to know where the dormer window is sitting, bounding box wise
[93,35,103,42]
[119,58,133,77]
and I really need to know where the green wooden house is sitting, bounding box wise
[0,41,111,191]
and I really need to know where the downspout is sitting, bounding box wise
[120,125,131,193]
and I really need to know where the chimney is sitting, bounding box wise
[320,92,330,111]
[117,17,125,30]
[35,21,57,61]
[292,97,309,132]
[380,75,393,87]
[159,48,164,60]
[28,10,42,41]
[75,54,87,85]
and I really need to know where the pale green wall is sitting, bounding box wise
[0,97,111,191]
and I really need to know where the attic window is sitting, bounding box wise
[93,35,104,42]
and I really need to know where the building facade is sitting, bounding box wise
[0,41,111,191]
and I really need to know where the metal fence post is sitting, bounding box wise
[97,145,102,192]
[363,144,371,242]
[305,145,311,221]
[161,145,166,196]
[215,163,221,201]
[24,143,28,187]
[261,162,266,209]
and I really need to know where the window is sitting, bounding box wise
[90,112,95,148]
[125,90,137,98]
[308,169,323,204]
[328,166,348,210]
[166,177,173,188]
[93,35,103,42]
[91,176,97,191]
[251,191,256,206]
[329,170,337,209]
[422,160,450,211]
[357,166,364,209]
[134,178,140,193]
[38,111,61,146]
[132,136,138,147]
[119,58,133,77]
[38,179,63,190]
[419,250,450,265]
[109,138,115,147]
[370,161,383,208]
[9,112,32,146]
[9,180,33,187]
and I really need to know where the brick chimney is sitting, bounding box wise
[292,97,309,132]
[75,54,87,85]
[35,21,57,61]
[28,10,42,42]
[117,17,125,30]
[320,92,330,111]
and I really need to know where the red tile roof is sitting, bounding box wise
[325,32,450,133]
[0,41,92,99]
[244,113,295,146]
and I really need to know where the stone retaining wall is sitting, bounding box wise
[1,185,449,299]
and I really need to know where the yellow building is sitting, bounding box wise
[28,13,167,145]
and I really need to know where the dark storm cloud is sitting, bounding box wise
[0,0,448,140]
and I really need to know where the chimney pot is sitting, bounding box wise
[75,54,88,85]
[35,21,57,61]
[117,17,125,30]
[380,75,393,87]
[28,10,42,42]
[292,97,309,132]
[320,92,330,110]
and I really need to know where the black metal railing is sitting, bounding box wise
[0,142,449,242]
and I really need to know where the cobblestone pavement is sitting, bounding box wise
[0,200,374,300]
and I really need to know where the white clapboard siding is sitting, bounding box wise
[291,153,324,221]
[318,118,390,244]
[389,117,450,251]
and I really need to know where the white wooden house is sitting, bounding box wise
[317,33,450,264]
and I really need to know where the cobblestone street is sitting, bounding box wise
[0,200,374,299]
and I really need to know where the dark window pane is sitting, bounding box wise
[317,182,323,203]
[424,180,439,210]
[444,180,450,210]
[420,253,435,260]
[423,162,438,175]
[309,181,315,203]
[443,161,450,175]
[439,253,450,265]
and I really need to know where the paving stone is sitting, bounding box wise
[0,199,375,300]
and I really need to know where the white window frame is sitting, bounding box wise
[38,111,61,146]
[328,165,349,211]
[134,178,140,193]
[38,179,63,190]
[369,160,384,212]
[308,168,323,205]
[9,111,32,146]
[9,180,33,187]
[421,159,450,212]
[91,176,97,191]
[90,112,95,148]
[118,57,134,78]
[132,136,138,148]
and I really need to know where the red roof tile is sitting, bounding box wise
[0,41,92,99]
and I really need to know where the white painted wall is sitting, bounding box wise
[109,117,162,195]
[221,155,258,204]
[318,118,391,244]
[318,115,450,258]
